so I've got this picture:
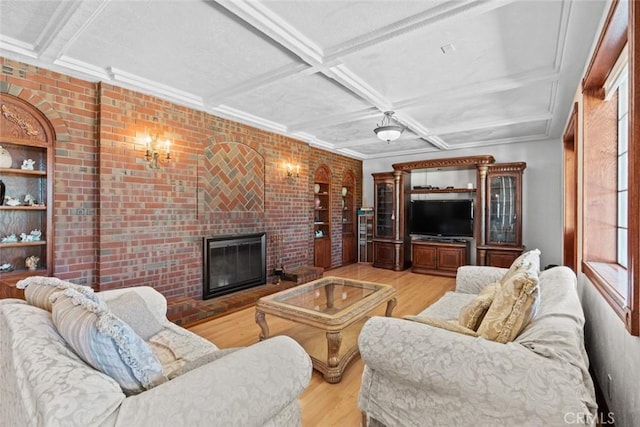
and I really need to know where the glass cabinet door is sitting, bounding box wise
[487,175,518,244]
[375,182,394,238]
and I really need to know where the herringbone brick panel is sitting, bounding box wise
[204,142,265,212]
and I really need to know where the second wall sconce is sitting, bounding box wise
[285,162,300,184]
[144,117,171,169]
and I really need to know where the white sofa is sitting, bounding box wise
[358,265,598,427]
[0,285,312,427]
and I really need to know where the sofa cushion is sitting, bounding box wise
[458,282,498,330]
[477,269,540,343]
[403,315,478,337]
[50,288,166,395]
[16,276,98,311]
[147,324,220,378]
[500,248,541,285]
[419,291,476,319]
[107,291,164,340]
[0,301,125,426]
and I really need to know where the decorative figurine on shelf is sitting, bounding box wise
[5,196,20,206]
[24,194,36,206]
[25,256,40,271]
[21,159,35,170]
[0,145,12,168]
[315,230,323,238]
[20,229,42,242]
[0,263,14,272]
[1,234,18,243]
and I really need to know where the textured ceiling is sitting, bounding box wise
[0,0,607,159]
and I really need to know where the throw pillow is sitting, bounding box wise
[50,288,166,395]
[17,276,98,311]
[500,248,541,285]
[458,282,499,330]
[477,270,540,344]
[106,291,164,340]
[403,315,479,337]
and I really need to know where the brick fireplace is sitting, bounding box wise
[203,233,266,299]
[0,57,363,306]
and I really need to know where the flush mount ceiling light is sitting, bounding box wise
[374,111,404,143]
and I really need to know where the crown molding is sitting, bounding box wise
[214,0,324,65]
[108,67,203,106]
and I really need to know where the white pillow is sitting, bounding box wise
[17,276,98,311]
[50,288,166,395]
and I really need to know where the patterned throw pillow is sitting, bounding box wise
[477,270,540,343]
[458,282,499,331]
[16,276,98,311]
[403,315,479,337]
[500,248,541,285]
[107,291,164,340]
[50,288,166,395]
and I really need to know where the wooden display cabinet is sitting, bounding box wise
[372,171,410,271]
[314,165,331,269]
[477,162,526,267]
[0,94,54,299]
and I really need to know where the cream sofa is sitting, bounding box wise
[358,265,597,427]
[0,285,312,427]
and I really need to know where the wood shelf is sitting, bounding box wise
[0,168,47,176]
[0,241,47,248]
[409,188,476,194]
[0,205,47,210]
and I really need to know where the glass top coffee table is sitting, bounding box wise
[255,276,397,383]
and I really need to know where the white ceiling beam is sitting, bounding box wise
[395,68,559,110]
[431,113,553,137]
[288,107,381,133]
[324,0,514,61]
[214,0,325,66]
[39,0,112,62]
[204,62,311,104]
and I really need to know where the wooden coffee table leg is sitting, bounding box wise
[255,310,269,341]
[385,297,397,317]
[325,331,343,383]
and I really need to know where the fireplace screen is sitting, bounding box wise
[203,233,266,299]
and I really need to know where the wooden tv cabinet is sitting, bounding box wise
[411,239,470,277]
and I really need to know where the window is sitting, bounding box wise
[616,73,628,269]
[579,0,639,335]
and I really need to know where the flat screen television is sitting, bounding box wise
[409,199,474,237]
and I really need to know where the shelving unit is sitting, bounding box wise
[0,93,54,299]
[341,172,356,265]
[313,165,331,269]
[368,156,496,272]
[358,212,373,263]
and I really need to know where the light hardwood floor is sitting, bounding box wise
[188,264,455,427]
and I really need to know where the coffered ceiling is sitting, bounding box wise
[0,0,607,159]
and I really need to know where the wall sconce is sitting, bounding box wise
[285,162,300,184]
[144,118,171,169]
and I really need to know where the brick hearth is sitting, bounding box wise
[168,266,323,326]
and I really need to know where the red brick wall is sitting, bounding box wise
[1,57,362,299]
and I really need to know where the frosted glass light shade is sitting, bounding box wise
[374,126,403,142]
